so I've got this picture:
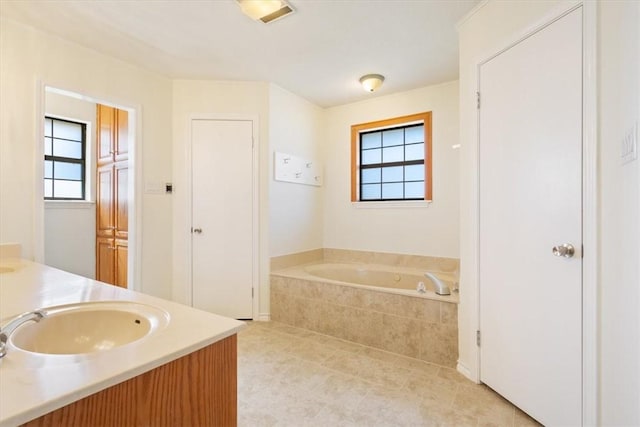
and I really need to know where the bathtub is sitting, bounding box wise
[302,263,457,300]
[270,262,459,367]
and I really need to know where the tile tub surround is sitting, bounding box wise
[323,248,459,277]
[270,248,324,271]
[270,270,458,367]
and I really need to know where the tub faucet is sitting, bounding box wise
[424,272,451,296]
[0,310,46,358]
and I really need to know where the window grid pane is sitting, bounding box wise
[359,123,425,201]
[44,117,86,200]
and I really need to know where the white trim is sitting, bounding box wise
[472,2,598,423]
[44,201,95,209]
[257,313,271,322]
[455,0,489,31]
[581,2,598,425]
[186,114,261,320]
[33,81,142,293]
[352,200,432,209]
[456,361,476,383]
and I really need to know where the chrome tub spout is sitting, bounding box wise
[424,272,451,296]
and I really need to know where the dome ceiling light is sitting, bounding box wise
[359,74,385,92]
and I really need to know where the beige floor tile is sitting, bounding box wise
[454,383,515,425]
[285,338,340,363]
[394,355,442,376]
[321,350,412,389]
[312,371,371,407]
[238,321,526,427]
[403,371,459,406]
[514,407,543,426]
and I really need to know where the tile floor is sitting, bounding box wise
[237,321,541,427]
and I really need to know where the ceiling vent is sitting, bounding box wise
[236,0,295,24]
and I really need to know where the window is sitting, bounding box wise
[351,112,432,202]
[44,117,86,200]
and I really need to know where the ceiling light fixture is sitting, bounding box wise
[359,74,385,92]
[236,0,295,24]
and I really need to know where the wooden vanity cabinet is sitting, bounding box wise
[96,105,128,287]
[21,335,238,427]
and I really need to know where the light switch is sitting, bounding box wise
[621,122,638,164]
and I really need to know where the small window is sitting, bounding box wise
[44,117,86,200]
[351,112,432,202]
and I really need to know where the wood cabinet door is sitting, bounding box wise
[115,108,129,161]
[96,237,115,285]
[96,164,114,238]
[97,105,115,166]
[114,162,128,239]
[114,239,128,288]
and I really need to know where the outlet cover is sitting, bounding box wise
[621,122,638,164]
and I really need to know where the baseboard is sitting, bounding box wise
[257,313,271,321]
[457,361,479,384]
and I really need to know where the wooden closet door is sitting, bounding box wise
[115,108,129,162]
[114,162,128,240]
[114,240,128,288]
[96,164,114,238]
[96,237,115,284]
[96,104,128,288]
[97,105,115,165]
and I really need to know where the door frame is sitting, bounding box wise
[33,81,142,292]
[186,114,260,320]
[472,2,597,424]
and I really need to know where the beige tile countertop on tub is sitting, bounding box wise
[0,258,245,427]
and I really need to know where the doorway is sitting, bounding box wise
[478,6,583,426]
[40,87,137,289]
[190,118,257,319]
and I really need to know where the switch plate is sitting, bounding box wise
[621,122,638,164]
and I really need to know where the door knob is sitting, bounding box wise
[552,243,575,258]
[192,228,203,234]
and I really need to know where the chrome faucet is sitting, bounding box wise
[0,310,46,358]
[424,272,451,296]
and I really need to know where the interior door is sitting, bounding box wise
[479,8,582,426]
[191,119,254,319]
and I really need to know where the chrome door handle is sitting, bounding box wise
[192,228,202,234]
[552,243,575,258]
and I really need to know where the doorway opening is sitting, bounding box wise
[36,86,138,290]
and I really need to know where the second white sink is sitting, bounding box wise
[10,301,169,355]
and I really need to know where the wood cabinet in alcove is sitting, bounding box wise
[96,104,128,288]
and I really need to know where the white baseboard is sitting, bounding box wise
[457,361,479,384]
[257,313,271,321]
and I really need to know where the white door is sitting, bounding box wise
[191,119,254,319]
[479,8,582,426]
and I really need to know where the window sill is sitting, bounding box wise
[44,200,95,210]
[352,200,432,209]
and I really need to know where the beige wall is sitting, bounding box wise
[457,0,567,383]
[323,81,460,258]
[0,18,174,299]
[171,80,271,317]
[44,92,96,279]
[269,84,324,257]
[459,1,640,424]
[598,1,640,425]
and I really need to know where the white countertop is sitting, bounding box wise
[0,259,245,427]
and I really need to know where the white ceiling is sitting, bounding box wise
[0,0,478,107]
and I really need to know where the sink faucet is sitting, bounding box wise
[424,272,451,296]
[0,310,46,358]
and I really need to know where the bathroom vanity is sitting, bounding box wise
[0,259,245,427]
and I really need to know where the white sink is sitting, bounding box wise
[9,302,169,355]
